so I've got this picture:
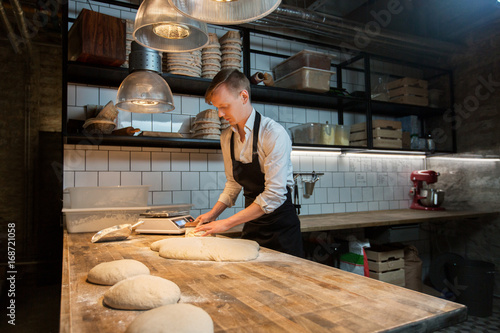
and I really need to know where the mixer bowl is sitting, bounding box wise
[419,189,445,207]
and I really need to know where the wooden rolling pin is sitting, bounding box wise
[111,127,140,136]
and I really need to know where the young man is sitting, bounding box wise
[193,69,304,257]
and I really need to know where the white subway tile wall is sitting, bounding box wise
[66,0,425,216]
[63,144,423,217]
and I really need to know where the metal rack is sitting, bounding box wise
[62,1,456,153]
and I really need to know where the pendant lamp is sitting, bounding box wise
[168,0,282,25]
[134,0,209,52]
[116,42,175,113]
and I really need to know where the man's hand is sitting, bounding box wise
[193,212,216,227]
[193,219,233,236]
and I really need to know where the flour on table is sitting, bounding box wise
[103,275,181,310]
[125,303,213,333]
[153,237,260,262]
[87,259,150,285]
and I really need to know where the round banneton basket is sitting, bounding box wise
[83,118,116,135]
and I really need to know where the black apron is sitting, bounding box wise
[231,112,304,257]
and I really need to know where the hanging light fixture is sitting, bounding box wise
[116,41,175,113]
[134,0,209,52]
[168,0,282,25]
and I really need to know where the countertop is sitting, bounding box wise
[61,231,467,333]
[223,209,499,235]
[298,209,498,232]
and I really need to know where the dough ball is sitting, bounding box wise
[157,237,259,262]
[87,259,150,285]
[126,303,213,333]
[103,275,181,310]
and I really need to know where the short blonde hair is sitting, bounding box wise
[205,69,251,104]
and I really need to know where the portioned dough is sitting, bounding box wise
[103,275,181,310]
[126,303,213,333]
[87,259,150,285]
[155,237,260,262]
[150,238,170,252]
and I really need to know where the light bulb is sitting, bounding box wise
[153,23,190,39]
[132,100,160,106]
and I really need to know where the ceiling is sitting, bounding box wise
[280,0,500,43]
[1,0,499,62]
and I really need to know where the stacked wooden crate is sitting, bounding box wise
[350,119,402,149]
[387,77,428,106]
[365,245,405,287]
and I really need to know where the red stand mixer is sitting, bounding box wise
[409,170,445,210]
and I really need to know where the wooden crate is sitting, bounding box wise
[366,245,405,286]
[350,120,402,149]
[369,269,405,287]
[368,258,404,272]
[68,9,126,67]
[387,77,428,106]
[386,77,428,90]
[365,245,404,262]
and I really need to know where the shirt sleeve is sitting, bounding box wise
[253,122,292,214]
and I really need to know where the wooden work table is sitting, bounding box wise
[298,209,498,232]
[61,230,467,332]
[222,209,499,235]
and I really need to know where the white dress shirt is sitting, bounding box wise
[218,109,294,214]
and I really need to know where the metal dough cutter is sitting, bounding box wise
[91,221,144,243]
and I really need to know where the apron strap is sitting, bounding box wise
[230,111,261,161]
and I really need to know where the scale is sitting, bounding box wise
[134,210,195,234]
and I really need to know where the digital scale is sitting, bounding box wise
[134,211,195,234]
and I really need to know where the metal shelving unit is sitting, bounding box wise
[63,2,455,153]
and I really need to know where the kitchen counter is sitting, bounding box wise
[61,231,467,333]
[223,209,499,235]
[298,209,499,232]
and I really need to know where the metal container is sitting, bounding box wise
[290,123,336,145]
[274,67,335,93]
[419,189,445,207]
[273,50,335,80]
[303,181,316,197]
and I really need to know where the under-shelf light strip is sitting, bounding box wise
[427,156,500,162]
[343,152,426,159]
[291,146,342,155]
[291,147,424,158]
[291,148,499,161]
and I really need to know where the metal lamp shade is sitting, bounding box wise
[116,71,175,113]
[168,0,282,25]
[134,0,209,52]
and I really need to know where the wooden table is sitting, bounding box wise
[223,209,499,235]
[61,232,467,333]
[298,209,498,232]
